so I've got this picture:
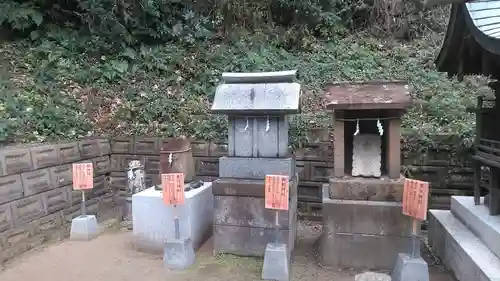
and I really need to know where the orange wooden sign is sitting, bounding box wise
[161,173,185,205]
[402,178,430,220]
[265,175,289,210]
[72,163,94,190]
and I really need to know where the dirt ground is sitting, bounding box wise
[0,220,456,281]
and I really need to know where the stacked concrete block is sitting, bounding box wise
[321,180,411,269]
[0,138,114,265]
[210,70,301,257]
[212,177,298,256]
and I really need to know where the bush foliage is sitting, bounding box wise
[0,0,494,151]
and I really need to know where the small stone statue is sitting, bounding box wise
[122,160,145,229]
[127,160,145,196]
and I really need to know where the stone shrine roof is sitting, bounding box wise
[211,71,301,115]
[324,81,412,111]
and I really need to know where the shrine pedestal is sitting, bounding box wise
[132,183,213,254]
[212,176,298,256]
[320,180,412,270]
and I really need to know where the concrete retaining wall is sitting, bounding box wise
[0,138,117,266]
[109,133,476,212]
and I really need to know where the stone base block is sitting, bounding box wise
[322,185,411,236]
[163,238,195,270]
[391,253,429,281]
[213,223,297,257]
[327,175,405,202]
[355,272,392,281]
[218,157,295,179]
[212,175,298,198]
[70,215,99,241]
[321,186,411,270]
[133,183,213,254]
[320,232,411,270]
[262,243,290,281]
[214,195,297,229]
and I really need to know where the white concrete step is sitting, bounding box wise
[428,209,500,281]
[451,196,500,259]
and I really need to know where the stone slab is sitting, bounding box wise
[450,196,500,260]
[352,134,382,177]
[49,164,72,188]
[319,231,411,270]
[391,253,429,281]
[56,142,81,164]
[356,272,391,281]
[0,203,13,233]
[30,144,60,170]
[228,116,289,158]
[0,174,23,205]
[212,82,301,115]
[21,168,54,196]
[322,185,411,236]
[163,238,196,270]
[218,157,295,179]
[90,175,109,198]
[110,137,134,154]
[110,154,146,172]
[134,137,160,155]
[195,157,219,176]
[213,220,297,257]
[96,138,111,155]
[214,195,297,229]
[144,155,160,174]
[11,194,46,226]
[66,186,83,206]
[70,215,99,241]
[31,212,65,241]
[262,243,290,281]
[428,209,500,281]
[212,175,297,197]
[78,139,101,159]
[109,172,127,194]
[132,183,213,254]
[92,156,111,176]
[0,148,33,176]
[42,188,69,213]
[328,175,405,202]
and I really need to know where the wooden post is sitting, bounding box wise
[490,168,500,215]
[387,118,402,179]
[474,96,483,205]
[333,114,345,177]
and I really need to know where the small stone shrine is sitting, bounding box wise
[320,81,413,269]
[210,70,301,256]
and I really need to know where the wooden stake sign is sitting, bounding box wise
[265,175,289,210]
[402,178,430,221]
[72,163,94,190]
[161,173,185,205]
